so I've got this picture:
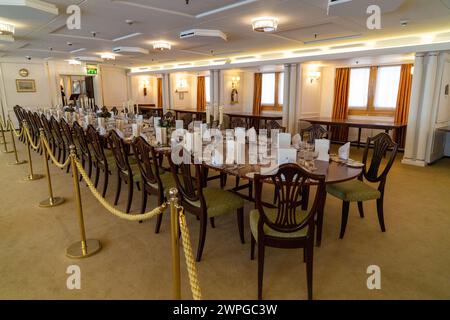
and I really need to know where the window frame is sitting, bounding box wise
[348,65,399,117]
[261,72,284,112]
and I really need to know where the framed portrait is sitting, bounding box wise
[16,79,36,92]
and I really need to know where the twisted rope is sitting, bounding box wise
[24,125,41,151]
[40,135,70,169]
[7,120,24,138]
[179,208,202,300]
[74,157,167,221]
[0,116,7,131]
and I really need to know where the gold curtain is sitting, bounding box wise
[157,78,163,108]
[394,64,413,148]
[252,73,263,115]
[196,76,206,112]
[331,68,350,142]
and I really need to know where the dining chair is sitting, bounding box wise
[50,116,66,162]
[266,120,286,135]
[13,106,25,142]
[300,124,329,143]
[108,130,141,213]
[231,117,248,129]
[132,136,175,232]
[251,163,326,300]
[60,118,75,172]
[326,132,399,239]
[86,125,114,197]
[169,151,246,261]
[72,122,92,180]
[40,114,55,155]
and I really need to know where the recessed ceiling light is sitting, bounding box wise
[153,40,171,51]
[66,59,81,65]
[0,22,15,35]
[251,17,278,33]
[100,53,116,60]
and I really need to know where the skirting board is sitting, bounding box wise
[401,158,427,167]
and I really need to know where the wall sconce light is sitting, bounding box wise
[175,78,188,100]
[231,76,240,89]
[143,80,150,96]
[307,71,321,83]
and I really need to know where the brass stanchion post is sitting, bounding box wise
[23,121,44,181]
[8,118,27,165]
[39,129,65,208]
[66,145,101,259]
[169,188,181,300]
[1,117,12,154]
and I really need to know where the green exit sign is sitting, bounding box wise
[86,66,98,75]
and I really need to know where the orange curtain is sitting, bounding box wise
[157,78,163,108]
[252,73,263,115]
[394,64,413,148]
[197,76,206,112]
[331,68,350,142]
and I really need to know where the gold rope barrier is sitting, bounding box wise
[23,121,44,181]
[6,118,27,166]
[38,129,65,208]
[179,207,203,300]
[0,116,13,154]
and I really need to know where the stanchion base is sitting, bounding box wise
[2,150,13,154]
[24,174,44,181]
[66,239,102,259]
[9,160,27,166]
[39,197,65,208]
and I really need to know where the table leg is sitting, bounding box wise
[316,191,327,247]
[357,128,362,149]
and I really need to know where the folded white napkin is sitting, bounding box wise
[292,134,302,147]
[278,133,291,148]
[315,139,330,162]
[260,165,279,176]
[277,148,297,165]
[226,140,235,164]
[338,142,351,160]
[132,123,141,137]
[247,127,257,141]
[153,117,161,128]
[176,120,184,129]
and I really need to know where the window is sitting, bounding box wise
[205,76,211,104]
[261,72,284,111]
[348,65,401,116]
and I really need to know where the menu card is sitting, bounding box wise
[277,133,291,148]
[277,148,297,165]
[338,142,350,160]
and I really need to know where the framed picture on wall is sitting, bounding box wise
[16,79,36,92]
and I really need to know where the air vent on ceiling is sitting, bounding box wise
[112,47,149,55]
[327,0,405,16]
[180,29,227,41]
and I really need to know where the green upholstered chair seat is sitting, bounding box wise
[130,164,141,182]
[185,188,244,218]
[147,171,176,191]
[326,180,381,202]
[250,208,308,241]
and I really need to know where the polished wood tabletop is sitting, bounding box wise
[301,117,407,129]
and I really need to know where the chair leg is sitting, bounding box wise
[140,190,147,214]
[196,215,207,262]
[102,170,108,198]
[237,207,245,244]
[250,234,256,260]
[306,241,314,300]
[155,196,163,233]
[339,201,350,239]
[126,179,134,213]
[87,158,92,179]
[114,176,122,205]
[316,193,326,247]
[376,197,386,232]
[94,166,100,188]
[220,172,227,189]
[257,241,265,300]
[273,185,278,204]
[209,217,215,228]
[357,201,365,218]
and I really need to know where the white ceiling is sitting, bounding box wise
[1,0,450,68]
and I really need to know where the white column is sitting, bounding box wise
[288,64,298,133]
[282,64,290,129]
[416,52,438,161]
[403,53,425,160]
[162,73,171,113]
[218,70,225,107]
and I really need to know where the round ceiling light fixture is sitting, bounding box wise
[101,53,116,60]
[0,22,15,35]
[67,59,81,65]
[153,40,171,51]
[251,17,278,33]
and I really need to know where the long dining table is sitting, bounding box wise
[88,117,362,246]
[225,111,282,130]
